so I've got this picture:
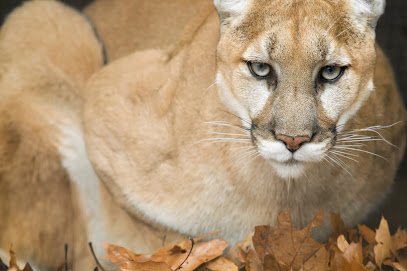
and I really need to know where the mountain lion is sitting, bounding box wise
[0,0,405,270]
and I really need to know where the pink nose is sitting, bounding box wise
[276,135,310,152]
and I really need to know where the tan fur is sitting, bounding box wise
[0,1,198,269]
[0,1,104,269]
[84,0,214,61]
[0,0,405,270]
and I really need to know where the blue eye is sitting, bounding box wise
[248,62,272,78]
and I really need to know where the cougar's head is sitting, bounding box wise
[214,0,384,178]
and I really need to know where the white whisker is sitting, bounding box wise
[334,144,365,148]
[344,122,400,133]
[322,156,335,168]
[203,82,216,94]
[326,154,353,177]
[302,171,311,184]
[235,150,259,168]
[329,149,359,157]
[231,147,257,160]
[234,149,258,163]
[326,16,344,34]
[333,146,388,161]
[335,26,355,39]
[209,131,250,138]
[354,129,396,147]
[337,138,389,144]
[245,152,260,165]
[287,178,292,196]
[200,138,251,142]
[230,145,256,153]
[338,136,372,140]
[331,154,351,170]
[338,134,373,140]
[340,122,401,148]
[329,150,359,163]
[193,137,252,146]
[205,121,249,134]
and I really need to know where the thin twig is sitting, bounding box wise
[89,242,106,271]
[64,244,68,271]
[175,238,195,270]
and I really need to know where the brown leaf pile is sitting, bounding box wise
[1,210,406,271]
[105,210,407,271]
[104,232,230,271]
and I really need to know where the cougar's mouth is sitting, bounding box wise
[251,129,335,179]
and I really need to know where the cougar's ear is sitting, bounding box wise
[214,0,251,23]
[350,0,385,29]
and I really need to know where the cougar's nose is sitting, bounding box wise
[276,135,310,152]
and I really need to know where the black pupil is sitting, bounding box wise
[257,63,268,72]
[326,66,334,74]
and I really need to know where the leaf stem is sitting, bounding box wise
[175,238,195,270]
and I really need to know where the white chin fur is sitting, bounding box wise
[270,161,305,179]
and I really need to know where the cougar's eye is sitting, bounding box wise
[321,66,345,82]
[248,62,272,78]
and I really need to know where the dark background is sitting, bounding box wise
[0,0,406,231]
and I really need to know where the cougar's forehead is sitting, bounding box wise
[225,0,369,63]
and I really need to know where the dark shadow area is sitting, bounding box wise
[0,0,406,231]
[376,0,407,104]
[360,0,407,232]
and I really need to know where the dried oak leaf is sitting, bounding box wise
[301,245,330,271]
[245,247,263,271]
[117,260,172,271]
[173,238,228,270]
[103,242,172,271]
[357,224,377,265]
[364,261,377,270]
[383,259,407,271]
[393,229,407,251]
[329,213,347,244]
[358,224,377,246]
[336,235,350,253]
[251,210,327,271]
[196,257,238,271]
[374,217,395,267]
[393,228,407,267]
[398,251,407,269]
[331,242,370,271]
[355,218,407,270]
[104,234,228,271]
[226,232,253,269]
[329,213,358,245]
